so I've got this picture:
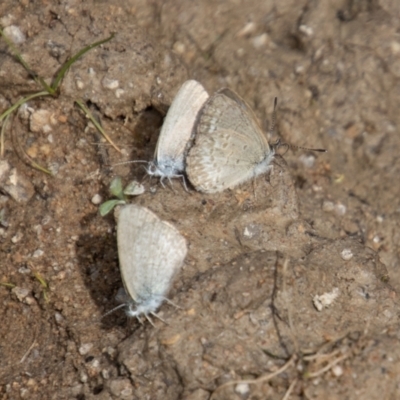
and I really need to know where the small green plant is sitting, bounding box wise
[99,176,145,216]
[0,28,119,171]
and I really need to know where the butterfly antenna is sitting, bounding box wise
[281,143,327,153]
[101,303,127,319]
[269,98,326,153]
[113,160,149,167]
[269,97,278,136]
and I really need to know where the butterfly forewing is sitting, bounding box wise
[117,205,187,303]
[186,88,272,193]
[155,80,209,169]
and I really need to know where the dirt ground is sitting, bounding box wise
[1,0,400,399]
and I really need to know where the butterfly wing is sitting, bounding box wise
[186,89,272,193]
[155,80,209,173]
[117,205,187,304]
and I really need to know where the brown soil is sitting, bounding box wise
[1,1,400,399]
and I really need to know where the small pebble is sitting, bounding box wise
[33,249,44,258]
[341,248,353,261]
[332,365,343,377]
[3,25,26,44]
[313,287,340,311]
[11,231,23,243]
[12,287,30,301]
[79,343,93,355]
[102,78,119,90]
[299,24,314,36]
[334,203,346,216]
[322,200,335,212]
[235,383,250,395]
[236,21,256,38]
[91,194,102,205]
[252,33,269,49]
[123,181,145,196]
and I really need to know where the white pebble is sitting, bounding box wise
[75,78,84,89]
[12,287,30,301]
[322,200,335,212]
[54,312,64,324]
[102,369,110,379]
[123,181,145,196]
[115,89,125,98]
[252,33,269,49]
[91,194,103,205]
[299,154,315,168]
[172,41,185,54]
[3,25,26,44]
[332,365,343,377]
[236,21,256,38]
[235,383,250,395]
[30,109,53,134]
[299,24,314,36]
[313,287,340,311]
[33,249,44,258]
[79,343,93,355]
[341,248,353,261]
[12,231,23,243]
[334,203,346,216]
[102,78,119,90]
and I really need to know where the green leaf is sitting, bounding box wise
[109,176,124,199]
[99,199,126,216]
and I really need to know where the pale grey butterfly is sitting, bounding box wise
[186,88,325,193]
[112,204,187,323]
[146,80,209,188]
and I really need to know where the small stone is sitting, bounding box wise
[102,78,119,90]
[236,21,256,38]
[108,378,133,399]
[79,343,93,355]
[335,203,346,216]
[32,249,44,258]
[322,200,334,212]
[252,33,269,49]
[24,296,36,305]
[12,287,30,301]
[102,369,110,379]
[115,89,125,98]
[332,365,343,377]
[299,24,314,36]
[91,194,102,205]
[313,288,340,311]
[54,312,64,324]
[341,248,353,261]
[30,109,54,134]
[173,41,186,54]
[3,25,26,44]
[11,231,23,243]
[123,181,145,196]
[235,382,250,395]
[0,161,35,203]
[299,154,315,168]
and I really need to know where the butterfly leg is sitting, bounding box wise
[163,297,182,310]
[141,314,156,327]
[180,175,189,192]
[150,312,169,325]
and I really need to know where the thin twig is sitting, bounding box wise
[305,352,350,378]
[282,378,297,400]
[210,355,296,399]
